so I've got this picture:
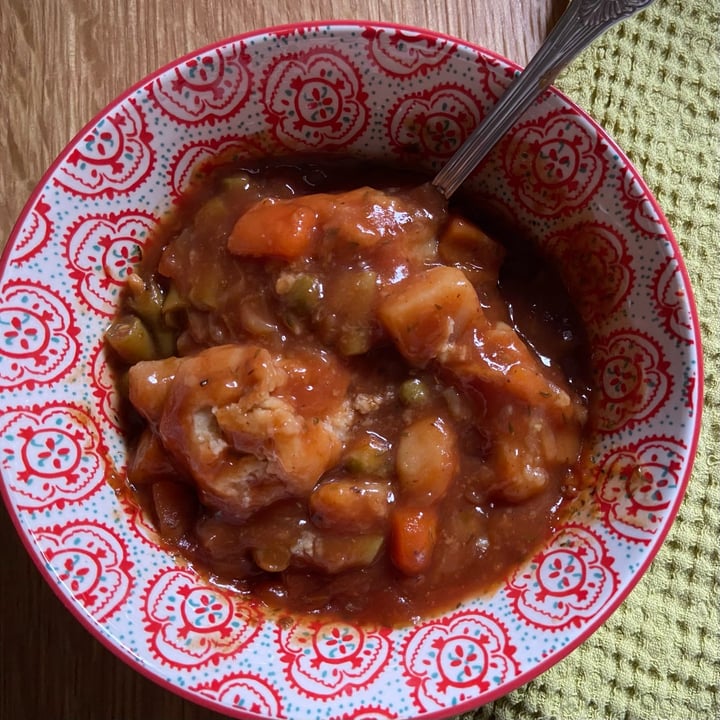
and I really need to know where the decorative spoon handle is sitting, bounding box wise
[431,0,657,199]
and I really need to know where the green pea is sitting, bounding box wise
[399,377,431,406]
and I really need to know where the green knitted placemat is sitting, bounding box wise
[459,1,720,719]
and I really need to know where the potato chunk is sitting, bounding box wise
[378,265,482,365]
[229,197,319,259]
[309,479,394,532]
[396,416,458,505]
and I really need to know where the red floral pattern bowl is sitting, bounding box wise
[0,22,702,719]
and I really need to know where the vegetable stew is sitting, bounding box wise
[106,157,591,626]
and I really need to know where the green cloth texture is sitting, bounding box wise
[459,1,720,719]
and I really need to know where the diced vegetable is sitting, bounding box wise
[303,532,385,574]
[437,215,505,274]
[277,273,323,314]
[390,505,438,575]
[343,433,391,476]
[222,174,252,192]
[228,197,319,259]
[309,478,393,532]
[252,545,292,572]
[127,430,177,486]
[195,515,255,577]
[378,265,482,364]
[399,377,430,407]
[396,416,458,504]
[187,262,225,310]
[238,294,278,336]
[194,196,231,235]
[105,314,157,363]
[319,269,378,356]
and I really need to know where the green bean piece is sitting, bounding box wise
[127,275,164,326]
[399,377,431,406]
[153,326,177,358]
[105,314,158,363]
[161,283,187,327]
[283,274,322,314]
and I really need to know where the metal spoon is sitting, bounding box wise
[432,0,657,199]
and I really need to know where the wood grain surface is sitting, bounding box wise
[0,1,561,718]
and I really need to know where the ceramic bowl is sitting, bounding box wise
[0,21,702,720]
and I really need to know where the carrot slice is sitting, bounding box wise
[390,505,438,575]
[228,197,318,259]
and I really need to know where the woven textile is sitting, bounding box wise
[461,1,720,718]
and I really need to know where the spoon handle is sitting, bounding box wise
[431,0,657,199]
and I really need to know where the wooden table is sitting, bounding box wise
[0,2,559,718]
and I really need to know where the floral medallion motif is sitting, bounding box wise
[192,673,285,718]
[64,211,158,317]
[0,279,80,390]
[167,135,266,203]
[507,524,619,630]
[593,328,673,433]
[142,568,261,668]
[34,520,133,621]
[55,97,154,198]
[545,221,634,326]
[361,26,456,76]
[262,48,369,149]
[277,621,392,698]
[147,44,253,125]
[402,610,520,712]
[596,436,686,543]
[0,402,108,511]
[501,108,608,216]
[387,84,482,156]
[12,195,53,264]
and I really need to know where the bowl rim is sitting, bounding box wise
[0,18,704,719]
